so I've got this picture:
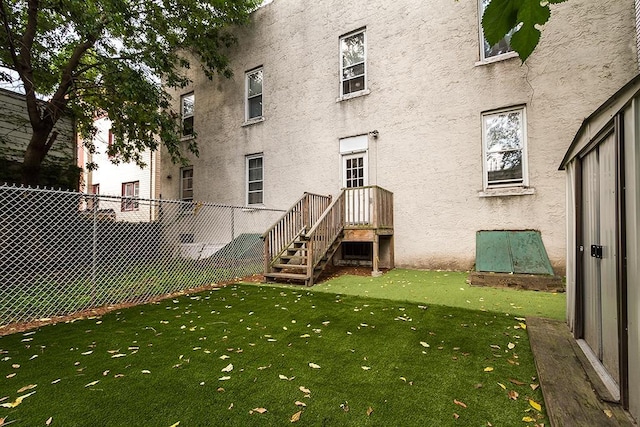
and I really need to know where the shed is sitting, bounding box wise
[560,73,640,422]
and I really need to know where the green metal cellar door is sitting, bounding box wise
[475,230,554,275]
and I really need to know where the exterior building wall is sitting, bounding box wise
[160,0,637,273]
[0,87,77,187]
[83,117,155,222]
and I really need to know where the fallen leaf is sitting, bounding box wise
[0,391,36,408]
[299,334,311,338]
[308,363,321,369]
[219,376,231,381]
[507,343,516,350]
[454,399,467,408]
[46,417,52,425]
[81,351,93,356]
[228,403,233,410]
[111,353,126,358]
[367,406,374,416]
[453,413,460,419]
[508,390,519,400]
[169,422,180,427]
[219,355,230,360]
[497,382,506,390]
[299,386,311,394]
[529,399,542,412]
[11,364,19,369]
[5,374,16,379]
[530,383,540,391]
[290,411,302,422]
[221,364,233,373]
[484,367,494,372]
[250,408,267,414]
[361,366,371,370]
[85,381,100,388]
[17,384,37,393]
[0,417,5,426]
[279,374,289,380]
[141,370,151,374]
[509,378,525,386]
[420,342,430,348]
[604,409,613,418]
[295,401,306,407]
[519,322,527,330]
[522,416,536,422]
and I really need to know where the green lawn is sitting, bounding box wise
[0,282,549,426]
[312,269,566,321]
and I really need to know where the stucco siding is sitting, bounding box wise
[161,0,637,272]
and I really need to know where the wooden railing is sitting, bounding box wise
[344,186,394,228]
[306,191,346,279]
[262,192,331,273]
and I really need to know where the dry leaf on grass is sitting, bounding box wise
[84,381,99,388]
[507,390,519,400]
[484,367,494,372]
[367,406,374,416]
[299,386,311,394]
[0,391,36,408]
[454,399,467,408]
[16,384,36,393]
[221,364,233,373]
[530,383,540,391]
[308,363,321,369]
[250,408,267,414]
[46,417,52,425]
[169,422,180,427]
[290,411,302,422]
[509,378,525,386]
[529,399,542,411]
[295,401,306,407]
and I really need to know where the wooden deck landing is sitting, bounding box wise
[527,317,636,426]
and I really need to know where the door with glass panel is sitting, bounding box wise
[342,152,369,224]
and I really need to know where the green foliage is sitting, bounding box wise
[0,0,259,170]
[482,0,568,62]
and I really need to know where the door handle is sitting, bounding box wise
[590,245,603,259]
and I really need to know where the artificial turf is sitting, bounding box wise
[0,283,547,426]
[312,269,566,320]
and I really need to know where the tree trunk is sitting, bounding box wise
[21,129,52,187]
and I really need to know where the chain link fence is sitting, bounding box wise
[0,184,284,327]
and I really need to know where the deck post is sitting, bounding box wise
[372,233,382,277]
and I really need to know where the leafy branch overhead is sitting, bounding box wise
[0,0,259,185]
[482,0,568,62]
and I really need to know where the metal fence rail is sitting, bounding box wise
[0,184,284,327]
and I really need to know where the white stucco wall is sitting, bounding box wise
[84,117,155,222]
[161,0,638,273]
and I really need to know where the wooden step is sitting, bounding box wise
[287,247,307,253]
[273,263,307,270]
[264,272,309,282]
[280,255,307,261]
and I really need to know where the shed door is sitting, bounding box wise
[582,133,619,388]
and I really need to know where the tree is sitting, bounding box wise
[0,0,259,186]
[482,0,567,62]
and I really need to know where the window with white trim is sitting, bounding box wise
[180,167,193,202]
[479,0,516,60]
[246,67,263,121]
[121,181,140,211]
[246,154,263,205]
[181,93,194,137]
[340,29,366,96]
[482,107,527,189]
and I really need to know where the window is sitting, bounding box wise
[107,130,114,158]
[180,167,193,201]
[340,29,366,96]
[121,181,140,211]
[246,154,263,205]
[482,107,527,189]
[181,93,194,137]
[479,0,516,60]
[246,68,263,121]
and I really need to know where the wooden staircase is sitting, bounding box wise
[263,186,394,286]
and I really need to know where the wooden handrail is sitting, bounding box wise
[263,192,331,274]
[306,191,345,276]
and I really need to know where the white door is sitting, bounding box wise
[342,152,369,224]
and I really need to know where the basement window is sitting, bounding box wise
[342,242,372,261]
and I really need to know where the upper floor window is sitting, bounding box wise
[479,0,516,60]
[181,93,194,137]
[181,167,193,202]
[482,106,527,190]
[121,181,140,211]
[340,29,366,96]
[246,67,263,121]
[246,154,264,205]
